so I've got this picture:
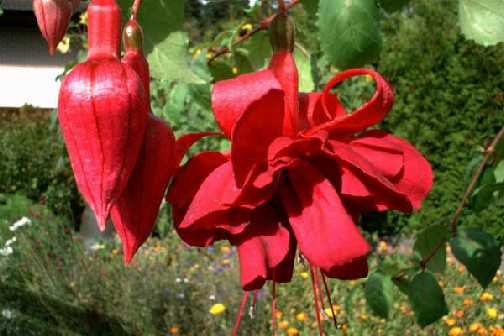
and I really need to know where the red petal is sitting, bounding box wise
[174,132,222,168]
[231,89,285,186]
[269,52,300,136]
[111,116,176,263]
[212,70,281,138]
[299,92,345,130]
[167,151,228,224]
[235,204,293,290]
[323,255,369,280]
[279,162,370,273]
[304,69,394,136]
[325,140,414,212]
[373,131,433,209]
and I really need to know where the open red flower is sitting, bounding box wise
[168,39,432,292]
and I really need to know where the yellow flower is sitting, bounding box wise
[278,320,289,329]
[448,326,464,336]
[221,259,231,265]
[287,327,299,336]
[454,287,465,295]
[470,323,483,332]
[232,67,238,75]
[487,308,498,319]
[79,12,88,25]
[359,314,369,321]
[220,246,231,254]
[295,313,306,321]
[445,319,457,326]
[209,303,226,315]
[340,324,348,332]
[241,23,253,34]
[463,298,474,306]
[193,48,201,59]
[57,36,71,54]
[300,272,309,279]
[169,327,179,334]
[480,292,494,302]
[324,308,336,318]
[206,52,214,60]
[377,241,388,253]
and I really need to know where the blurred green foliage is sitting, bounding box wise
[0,108,83,226]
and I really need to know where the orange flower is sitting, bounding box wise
[449,326,464,336]
[287,327,299,336]
[480,292,494,302]
[169,327,179,334]
[454,287,465,295]
[295,313,306,321]
[278,320,289,329]
[470,323,483,332]
[445,318,457,326]
[454,310,465,318]
[463,298,474,306]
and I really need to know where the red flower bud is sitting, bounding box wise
[33,0,74,55]
[58,0,149,230]
[111,115,176,263]
[122,19,150,98]
[109,18,176,264]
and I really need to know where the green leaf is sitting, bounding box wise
[365,272,394,319]
[393,276,411,296]
[459,0,504,46]
[117,0,201,83]
[409,272,448,327]
[209,61,235,81]
[241,31,272,70]
[378,0,410,12]
[294,48,315,92]
[318,0,382,69]
[301,0,320,16]
[450,228,502,288]
[414,224,448,273]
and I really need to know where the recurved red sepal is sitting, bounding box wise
[58,60,150,231]
[33,0,74,55]
[111,116,176,264]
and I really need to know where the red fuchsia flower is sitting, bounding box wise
[33,0,80,55]
[58,0,149,230]
[167,15,433,292]
[110,18,177,264]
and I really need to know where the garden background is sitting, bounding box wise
[0,0,503,335]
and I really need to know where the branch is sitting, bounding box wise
[131,0,142,20]
[420,125,504,269]
[207,0,300,64]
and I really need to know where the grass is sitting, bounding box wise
[0,194,502,335]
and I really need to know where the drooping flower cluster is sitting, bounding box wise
[58,0,176,263]
[167,14,433,290]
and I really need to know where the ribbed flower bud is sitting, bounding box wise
[58,0,149,230]
[33,0,74,55]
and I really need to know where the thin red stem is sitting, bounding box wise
[310,266,324,336]
[131,0,142,20]
[321,272,338,328]
[232,291,249,336]
[208,0,300,64]
[314,268,326,312]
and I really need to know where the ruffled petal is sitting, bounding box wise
[304,69,394,136]
[325,139,414,212]
[279,161,370,274]
[235,204,294,290]
[231,89,285,186]
[328,131,433,212]
[212,69,281,138]
[167,151,228,225]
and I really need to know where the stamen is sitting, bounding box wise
[310,265,325,336]
[232,291,250,336]
[321,271,338,328]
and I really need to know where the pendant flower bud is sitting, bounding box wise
[33,0,75,55]
[58,0,149,230]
